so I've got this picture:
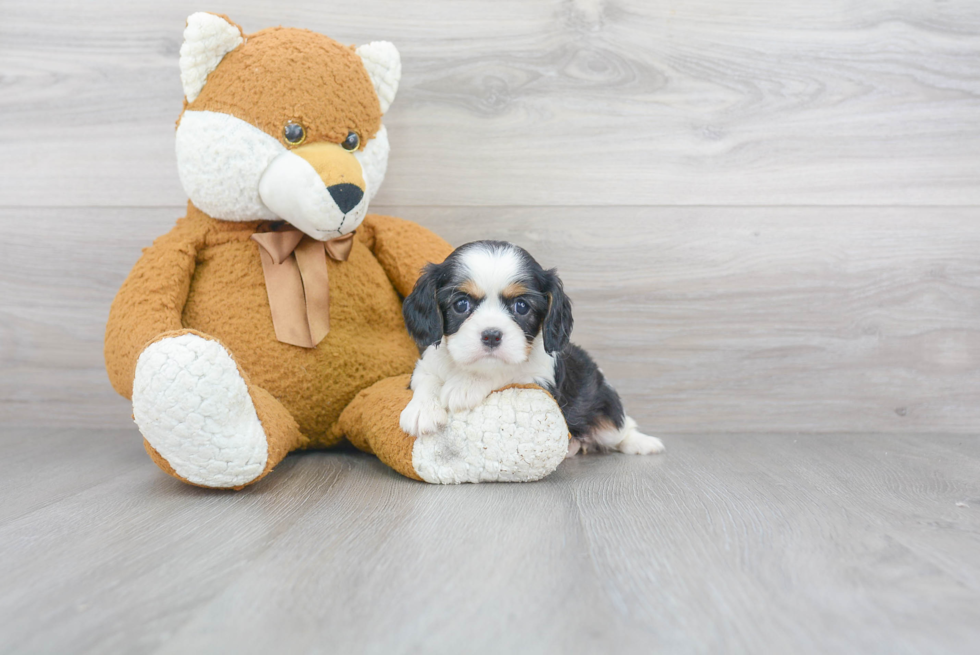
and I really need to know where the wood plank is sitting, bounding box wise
[2,205,979,434]
[1,1,979,207]
[0,430,977,653]
[0,428,145,524]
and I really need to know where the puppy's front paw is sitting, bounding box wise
[440,382,491,413]
[400,397,448,437]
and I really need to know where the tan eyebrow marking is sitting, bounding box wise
[458,279,485,299]
[501,282,529,299]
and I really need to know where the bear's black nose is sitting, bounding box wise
[481,329,502,349]
[327,183,364,214]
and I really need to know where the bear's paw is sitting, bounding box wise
[132,333,268,488]
[411,387,568,484]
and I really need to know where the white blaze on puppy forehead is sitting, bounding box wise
[458,243,528,296]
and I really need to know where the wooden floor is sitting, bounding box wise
[0,427,978,654]
[3,0,980,652]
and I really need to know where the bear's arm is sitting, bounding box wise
[104,214,208,399]
[357,214,454,297]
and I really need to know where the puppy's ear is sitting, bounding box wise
[403,263,444,352]
[543,269,573,354]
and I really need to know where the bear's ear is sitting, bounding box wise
[179,13,244,103]
[356,41,402,114]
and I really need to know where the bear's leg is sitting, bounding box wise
[336,375,422,481]
[133,332,306,489]
[338,375,569,484]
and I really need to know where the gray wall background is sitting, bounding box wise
[2,0,978,433]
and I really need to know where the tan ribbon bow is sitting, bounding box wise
[251,225,356,348]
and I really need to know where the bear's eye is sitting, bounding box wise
[513,298,530,316]
[452,297,471,314]
[342,131,360,151]
[284,122,306,145]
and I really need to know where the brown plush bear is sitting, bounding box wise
[104,13,569,488]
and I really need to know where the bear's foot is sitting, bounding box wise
[411,387,568,484]
[132,333,268,488]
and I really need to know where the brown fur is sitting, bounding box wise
[337,374,422,480]
[183,24,382,148]
[577,417,620,454]
[105,203,453,484]
[105,18,557,487]
[501,282,529,299]
[459,279,485,299]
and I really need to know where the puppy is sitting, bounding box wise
[399,240,664,457]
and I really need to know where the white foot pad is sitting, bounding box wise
[132,334,268,488]
[412,388,568,484]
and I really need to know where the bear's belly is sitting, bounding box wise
[181,237,419,440]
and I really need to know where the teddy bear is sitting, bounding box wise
[103,13,570,489]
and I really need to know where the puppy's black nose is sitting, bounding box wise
[481,329,502,349]
[327,183,364,214]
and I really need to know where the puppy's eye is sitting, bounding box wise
[342,131,360,151]
[452,297,471,314]
[284,122,306,145]
[514,298,530,315]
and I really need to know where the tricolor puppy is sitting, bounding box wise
[400,241,664,457]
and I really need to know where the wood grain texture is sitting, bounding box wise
[1,0,979,207]
[2,2,978,652]
[0,429,978,654]
[3,205,979,434]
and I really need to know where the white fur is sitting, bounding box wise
[174,21,394,231]
[460,245,525,299]
[354,124,390,202]
[446,244,535,367]
[617,420,666,455]
[401,337,554,436]
[180,13,243,103]
[445,300,529,367]
[411,387,568,483]
[584,415,665,456]
[401,241,664,459]
[258,150,367,238]
[175,110,391,233]
[132,334,268,488]
[176,110,282,221]
[402,244,557,437]
[399,390,448,437]
[356,42,401,114]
